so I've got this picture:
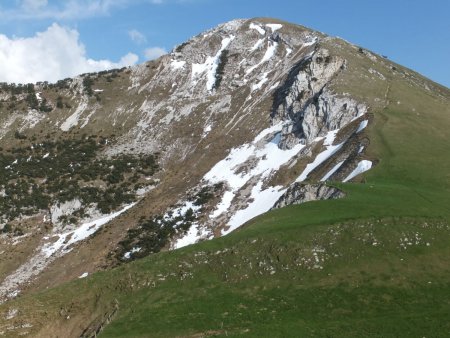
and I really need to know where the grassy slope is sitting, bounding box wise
[97,74,450,337]
[1,47,450,337]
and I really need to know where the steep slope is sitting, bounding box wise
[0,18,377,300]
[0,17,449,336]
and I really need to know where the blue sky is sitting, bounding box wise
[0,0,449,87]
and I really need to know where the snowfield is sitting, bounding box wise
[174,115,373,247]
[204,123,304,221]
[174,122,306,246]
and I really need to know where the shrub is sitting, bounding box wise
[1,223,12,233]
[26,92,39,110]
[56,96,64,109]
[14,130,27,140]
[82,77,94,96]
[213,50,229,90]
[39,98,53,112]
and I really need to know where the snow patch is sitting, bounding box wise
[0,203,136,302]
[204,124,304,220]
[320,161,344,181]
[253,123,284,143]
[269,81,280,91]
[343,160,372,182]
[167,201,200,221]
[171,60,186,70]
[202,124,212,137]
[266,24,283,32]
[246,40,278,75]
[43,203,136,257]
[303,36,318,47]
[249,23,265,35]
[297,130,344,182]
[166,202,208,249]
[174,123,306,244]
[250,38,264,52]
[251,72,269,92]
[123,247,141,259]
[191,35,235,91]
[224,182,285,235]
[174,223,209,249]
[60,98,88,131]
[356,120,368,133]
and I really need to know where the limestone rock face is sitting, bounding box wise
[272,183,344,209]
[271,49,367,149]
[50,199,82,226]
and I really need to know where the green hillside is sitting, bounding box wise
[1,32,449,338]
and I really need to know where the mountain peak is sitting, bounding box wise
[0,19,449,335]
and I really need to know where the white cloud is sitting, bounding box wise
[144,47,167,60]
[0,0,184,21]
[128,29,147,44]
[21,0,48,11]
[0,23,139,84]
[0,0,132,20]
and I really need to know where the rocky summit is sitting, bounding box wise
[0,18,449,337]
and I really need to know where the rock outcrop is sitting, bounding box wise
[271,49,367,149]
[272,183,344,209]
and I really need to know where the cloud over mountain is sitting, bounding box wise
[129,29,147,44]
[0,23,138,84]
[144,46,167,60]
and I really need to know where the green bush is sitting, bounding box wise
[0,137,158,223]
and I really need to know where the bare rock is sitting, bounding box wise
[272,183,344,209]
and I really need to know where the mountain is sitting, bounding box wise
[0,18,449,337]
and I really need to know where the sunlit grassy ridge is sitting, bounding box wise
[97,75,450,337]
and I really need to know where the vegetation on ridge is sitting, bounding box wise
[0,136,158,227]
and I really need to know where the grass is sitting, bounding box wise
[11,215,448,337]
[101,67,450,336]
